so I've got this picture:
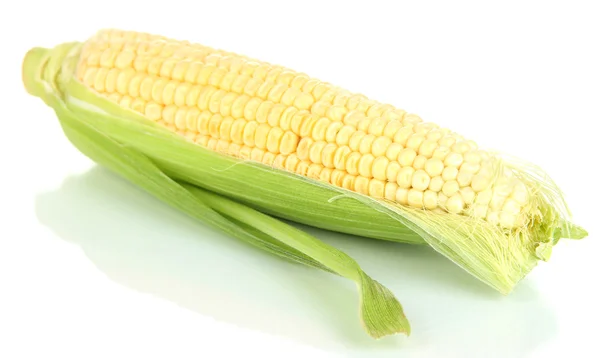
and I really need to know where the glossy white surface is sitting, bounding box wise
[2,1,598,357]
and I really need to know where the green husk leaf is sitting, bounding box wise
[23,36,587,298]
[23,43,410,339]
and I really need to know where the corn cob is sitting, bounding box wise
[23,30,586,302]
[74,29,555,230]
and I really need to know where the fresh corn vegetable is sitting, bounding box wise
[22,29,587,334]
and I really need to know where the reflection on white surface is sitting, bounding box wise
[35,167,557,357]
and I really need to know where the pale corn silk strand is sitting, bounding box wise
[25,29,586,296]
[23,42,411,339]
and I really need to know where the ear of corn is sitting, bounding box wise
[23,30,586,300]
[23,43,411,338]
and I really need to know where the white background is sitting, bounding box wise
[1,1,598,357]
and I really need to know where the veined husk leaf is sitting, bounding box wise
[23,40,586,300]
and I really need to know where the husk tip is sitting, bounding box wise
[22,46,50,97]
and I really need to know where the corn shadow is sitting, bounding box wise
[34,166,557,357]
